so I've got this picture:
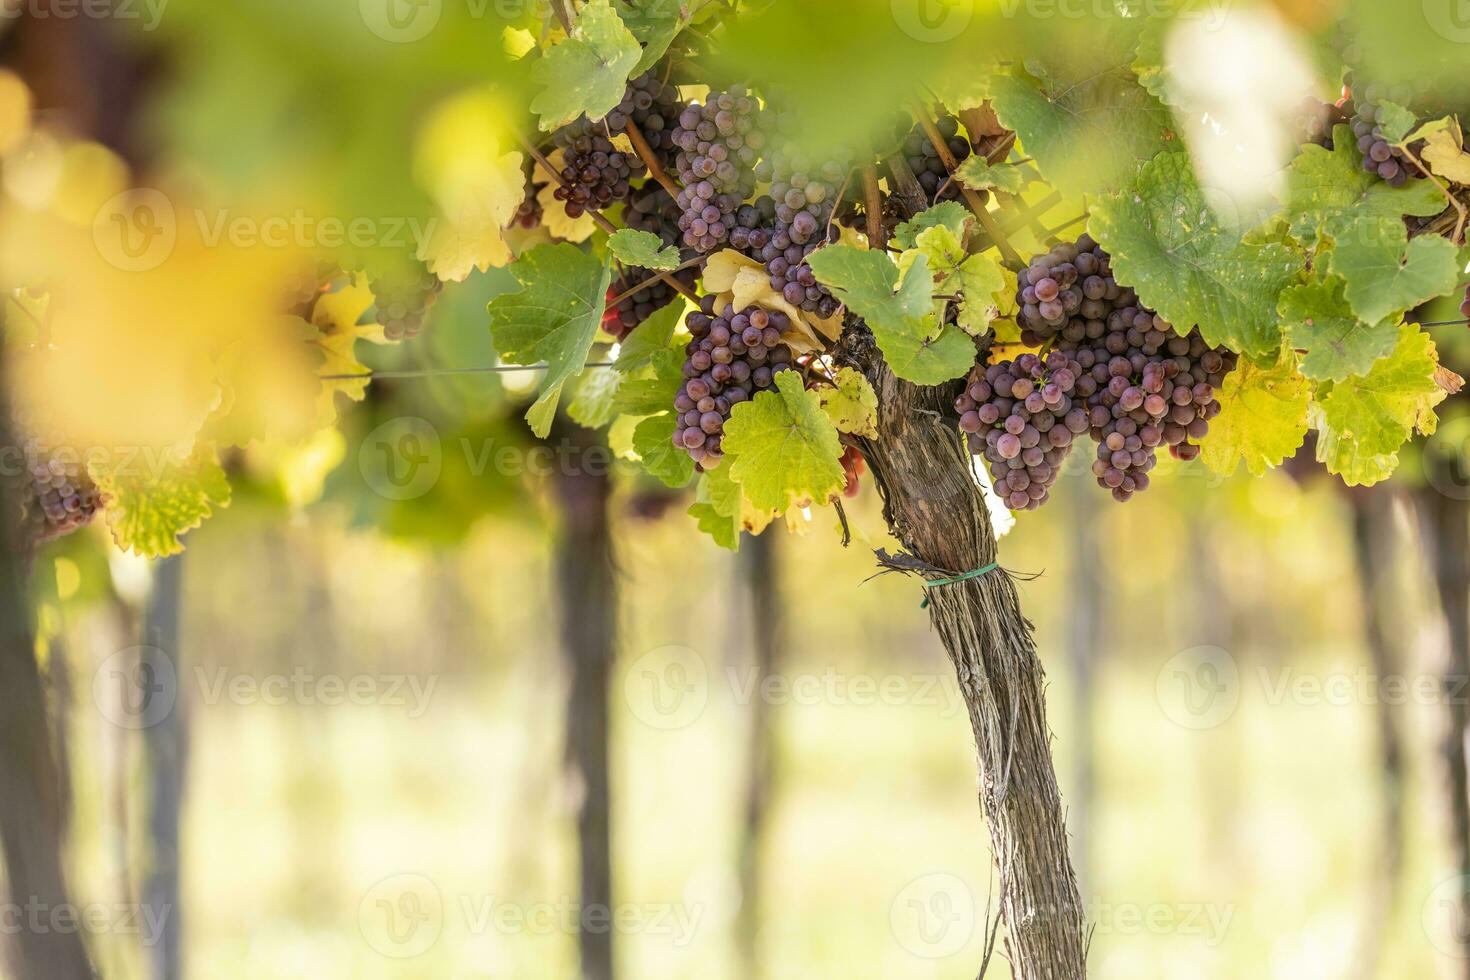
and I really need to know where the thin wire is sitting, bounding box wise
[1419,318,1470,327]
[320,361,617,381]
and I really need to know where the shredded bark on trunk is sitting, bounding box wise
[552,423,618,980]
[837,325,1087,979]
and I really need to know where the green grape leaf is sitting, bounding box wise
[632,413,695,488]
[688,463,743,551]
[613,346,683,417]
[1278,127,1447,244]
[1328,216,1462,324]
[1090,152,1298,357]
[819,366,878,439]
[614,0,687,74]
[808,246,975,385]
[529,0,642,131]
[488,243,613,437]
[1129,16,1171,107]
[93,448,232,558]
[568,366,624,429]
[607,229,681,270]
[613,298,685,373]
[1277,276,1399,382]
[990,66,1171,198]
[1374,101,1418,144]
[900,225,1009,338]
[723,370,844,513]
[891,202,970,251]
[1314,324,1447,486]
[1199,350,1311,478]
[954,156,1026,195]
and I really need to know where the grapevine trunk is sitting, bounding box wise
[839,326,1088,979]
[552,423,617,980]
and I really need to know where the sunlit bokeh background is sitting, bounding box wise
[1,0,1468,978]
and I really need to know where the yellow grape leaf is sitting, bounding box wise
[705,248,835,353]
[3,190,304,453]
[535,151,596,243]
[309,272,381,414]
[92,447,232,558]
[1199,349,1310,478]
[819,366,878,439]
[414,88,525,282]
[1420,120,1470,185]
[210,316,322,447]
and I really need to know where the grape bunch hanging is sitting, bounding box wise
[957,236,1237,508]
[673,297,796,469]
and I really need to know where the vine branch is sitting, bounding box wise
[517,134,701,304]
[624,121,683,199]
[910,98,1023,268]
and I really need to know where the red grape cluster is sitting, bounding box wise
[1350,100,1413,187]
[957,351,1090,510]
[673,296,795,468]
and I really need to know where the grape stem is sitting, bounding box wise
[606,254,706,307]
[517,133,702,304]
[1402,144,1467,245]
[623,120,683,199]
[909,98,1023,268]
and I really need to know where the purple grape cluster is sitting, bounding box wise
[1294,96,1350,149]
[956,351,1090,511]
[623,184,683,247]
[671,88,766,252]
[371,260,443,340]
[603,266,696,342]
[6,435,104,546]
[741,129,846,318]
[674,297,795,468]
[902,115,972,204]
[552,124,645,220]
[1008,236,1237,503]
[1350,101,1413,187]
[605,71,685,170]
